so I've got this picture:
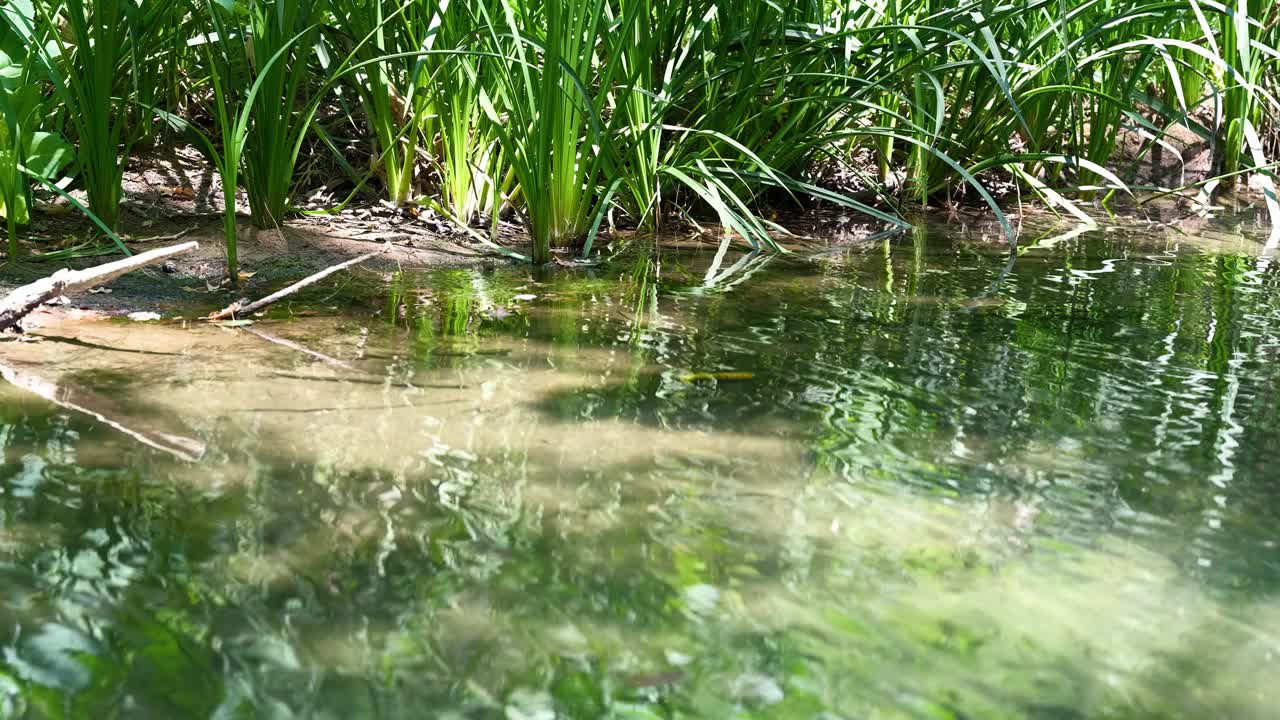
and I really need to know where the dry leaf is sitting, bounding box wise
[36,203,72,216]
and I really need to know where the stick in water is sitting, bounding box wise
[208,246,387,321]
[0,241,199,332]
[239,325,356,370]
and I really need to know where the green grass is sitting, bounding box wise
[240,0,325,229]
[0,0,1278,266]
[476,0,618,263]
[155,0,322,282]
[29,0,174,233]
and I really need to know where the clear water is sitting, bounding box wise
[2,215,1279,719]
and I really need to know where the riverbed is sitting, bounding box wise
[1,212,1278,719]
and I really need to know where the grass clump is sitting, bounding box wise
[0,0,1276,266]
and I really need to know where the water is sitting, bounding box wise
[2,215,1279,719]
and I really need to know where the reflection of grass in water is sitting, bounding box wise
[321,501,1275,718]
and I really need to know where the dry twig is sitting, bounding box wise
[0,242,199,332]
[208,244,387,321]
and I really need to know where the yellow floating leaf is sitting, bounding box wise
[680,371,755,383]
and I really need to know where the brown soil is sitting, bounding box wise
[0,145,522,317]
[1118,119,1215,188]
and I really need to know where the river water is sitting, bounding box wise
[1,214,1278,719]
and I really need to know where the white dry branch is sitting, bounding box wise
[0,241,199,332]
[207,245,386,321]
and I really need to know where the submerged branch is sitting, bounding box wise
[239,326,356,370]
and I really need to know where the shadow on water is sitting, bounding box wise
[2,213,1280,718]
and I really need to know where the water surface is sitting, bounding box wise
[2,214,1279,719]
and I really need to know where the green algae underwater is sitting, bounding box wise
[2,213,1280,718]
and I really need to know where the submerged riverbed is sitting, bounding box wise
[2,214,1279,719]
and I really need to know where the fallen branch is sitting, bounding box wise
[208,245,386,321]
[126,224,199,244]
[352,231,413,243]
[0,241,199,333]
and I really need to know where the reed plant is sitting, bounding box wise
[27,0,144,232]
[240,0,325,228]
[0,0,127,257]
[328,0,422,206]
[155,0,322,281]
[475,0,618,264]
[330,0,505,223]
[0,0,1278,264]
[0,10,60,258]
[419,1,506,227]
[1219,0,1268,180]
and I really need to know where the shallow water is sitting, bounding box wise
[2,215,1280,719]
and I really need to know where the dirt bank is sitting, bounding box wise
[0,218,522,318]
[0,147,525,317]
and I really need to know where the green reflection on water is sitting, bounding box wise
[2,216,1280,719]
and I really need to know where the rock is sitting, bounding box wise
[127,311,162,322]
[731,673,784,706]
[682,584,720,616]
[504,689,555,720]
[665,650,693,667]
[162,260,178,274]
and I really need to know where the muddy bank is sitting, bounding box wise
[0,146,526,317]
[2,221,520,317]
